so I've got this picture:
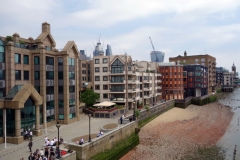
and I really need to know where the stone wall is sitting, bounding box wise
[66,122,138,160]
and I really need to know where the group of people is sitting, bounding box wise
[28,146,58,160]
[119,114,126,124]
[44,136,58,146]
[24,129,33,140]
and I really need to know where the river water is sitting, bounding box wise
[217,87,240,159]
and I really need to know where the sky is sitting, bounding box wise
[0,0,239,71]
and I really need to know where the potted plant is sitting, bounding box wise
[135,110,140,119]
[145,105,150,112]
[138,102,143,109]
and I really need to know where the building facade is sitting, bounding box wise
[106,44,112,56]
[158,62,184,100]
[216,67,228,86]
[0,22,80,144]
[183,65,208,98]
[93,55,162,111]
[169,51,216,94]
[150,51,165,62]
[223,72,234,86]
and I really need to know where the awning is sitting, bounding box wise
[93,101,116,107]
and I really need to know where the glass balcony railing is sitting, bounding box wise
[110,89,124,92]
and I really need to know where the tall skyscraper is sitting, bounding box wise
[150,51,165,62]
[93,42,104,57]
[106,44,112,56]
[80,50,91,60]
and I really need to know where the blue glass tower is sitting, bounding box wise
[150,51,165,62]
[106,44,112,56]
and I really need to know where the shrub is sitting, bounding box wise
[145,105,150,112]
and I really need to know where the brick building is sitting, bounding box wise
[158,62,184,100]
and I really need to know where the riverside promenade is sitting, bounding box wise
[0,113,128,160]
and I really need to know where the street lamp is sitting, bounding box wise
[132,98,136,121]
[56,122,61,159]
[88,114,91,142]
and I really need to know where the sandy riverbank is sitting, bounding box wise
[121,102,233,160]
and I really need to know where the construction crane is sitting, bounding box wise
[149,37,159,62]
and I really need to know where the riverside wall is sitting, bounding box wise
[65,100,175,160]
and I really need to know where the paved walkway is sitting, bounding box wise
[0,113,132,160]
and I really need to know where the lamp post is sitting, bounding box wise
[132,98,136,121]
[56,122,61,159]
[88,114,91,142]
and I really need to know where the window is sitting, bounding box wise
[95,67,99,72]
[34,56,39,65]
[15,54,21,63]
[103,94,108,98]
[23,55,29,64]
[58,72,63,79]
[0,70,5,80]
[46,56,54,65]
[15,70,21,80]
[103,85,108,90]
[103,58,107,63]
[0,53,4,63]
[95,85,100,90]
[58,86,63,94]
[69,86,75,93]
[34,71,40,80]
[68,58,75,66]
[95,76,100,81]
[46,86,54,94]
[103,67,108,72]
[45,46,51,51]
[46,71,54,79]
[69,72,75,79]
[24,71,29,80]
[58,57,63,65]
[95,59,99,64]
[35,86,40,94]
[111,58,124,73]
[103,76,108,81]
[59,100,64,108]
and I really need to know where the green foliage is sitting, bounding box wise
[80,88,99,107]
[139,102,143,106]
[19,40,25,44]
[191,95,217,106]
[90,133,139,160]
[145,105,150,111]
[216,89,222,93]
[5,36,13,43]
[115,105,123,109]
[135,109,140,118]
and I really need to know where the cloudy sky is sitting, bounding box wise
[0,0,239,70]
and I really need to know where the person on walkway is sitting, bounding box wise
[29,130,33,140]
[113,112,116,119]
[120,116,123,124]
[39,149,44,159]
[28,140,33,152]
[50,147,55,160]
[79,138,84,145]
[24,130,28,140]
[28,152,33,160]
[44,146,49,159]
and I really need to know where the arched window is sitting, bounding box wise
[111,59,124,73]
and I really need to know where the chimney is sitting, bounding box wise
[42,22,50,33]
[184,51,187,57]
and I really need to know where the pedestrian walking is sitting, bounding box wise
[120,116,123,124]
[28,140,33,152]
[113,112,116,119]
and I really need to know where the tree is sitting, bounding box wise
[80,89,99,107]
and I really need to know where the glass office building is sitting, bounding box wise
[150,51,165,62]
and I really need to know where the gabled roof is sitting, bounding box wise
[0,84,42,109]
[36,32,56,47]
[62,41,79,56]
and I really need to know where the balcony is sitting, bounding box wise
[127,70,136,75]
[143,80,150,83]
[157,86,162,89]
[144,95,150,99]
[110,89,125,92]
[128,88,136,92]
[109,80,124,84]
[125,79,136,83]
[109,71,125,75]
[110,97,125,102]
[143,87,150,91]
